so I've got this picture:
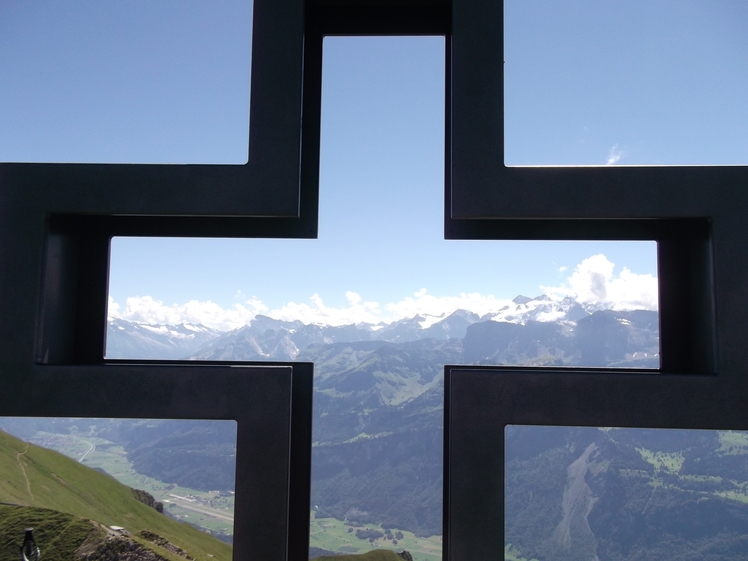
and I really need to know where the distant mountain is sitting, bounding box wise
[125,420,237,492]
[106,294,656,363]
[311,385,444,536]
[181,306,658,370]
[463,309,659,368]
[96,296,661,539]
[368,309,480,344]
[306,338,459,416]
[187,315,376,361]
[106,319,221,360]
[488,294,594,324]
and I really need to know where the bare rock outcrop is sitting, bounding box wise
[139,530,194,559]
[131,488,164,513]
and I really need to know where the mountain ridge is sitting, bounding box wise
[95,296,661,541]
[106,294,654,361]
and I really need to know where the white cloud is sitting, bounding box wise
[267,293,382,326]
[606,145,624,165]
[111,295,268,331]
[541,254,658,310]
[268,291,517,326]
[108,254,658,330]
[107,296,121,319]
[384,292,512,321]
[108,291,517,331]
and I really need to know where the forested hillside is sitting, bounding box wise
[505,426,748,560]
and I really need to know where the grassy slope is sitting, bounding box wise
[0,505,92,561]
[0,431,230,561]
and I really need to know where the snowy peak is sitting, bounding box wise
[106,294,657,363]
[489,294,610,325]
[106,318,222,359]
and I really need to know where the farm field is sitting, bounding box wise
[309,511,441,561]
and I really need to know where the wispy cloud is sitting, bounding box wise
[606,145,624,165]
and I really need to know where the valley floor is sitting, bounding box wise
[309,512,441,561]
[26,430,235,540]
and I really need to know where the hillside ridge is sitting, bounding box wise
[0,430,231,561]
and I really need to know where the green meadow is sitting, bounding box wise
[313,550,406,561]
[504,544,539,561]
[309,511,441,561]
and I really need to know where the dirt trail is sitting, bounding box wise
[16,443,34,501]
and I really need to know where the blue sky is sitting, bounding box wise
[505,0,748,166]
[0,0,252,164]
[4,1,744,330]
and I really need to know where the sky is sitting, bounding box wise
[2,1,744,331]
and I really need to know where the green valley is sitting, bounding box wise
[0,418,235,541]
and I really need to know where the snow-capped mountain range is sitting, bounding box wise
[106,318,222,359]
[102,293,660,538]
[106,294,657,363]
